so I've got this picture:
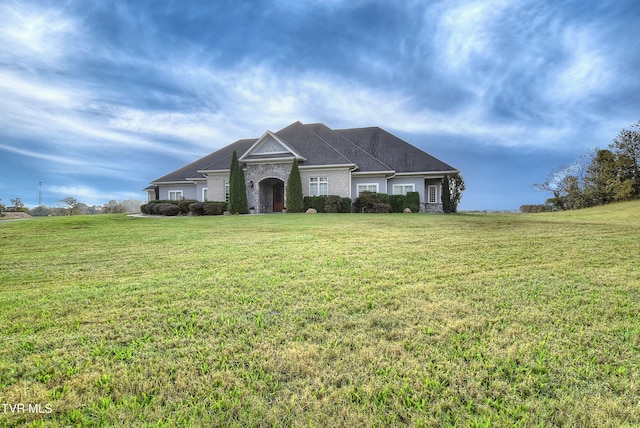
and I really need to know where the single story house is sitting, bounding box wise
[145,121,459,213]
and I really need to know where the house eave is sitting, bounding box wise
[299,164,356,170]
[242,156,307,164]
[197,169,229,174]
[151,180,197,186]
[394,170,460,177]
[351,170,396,176]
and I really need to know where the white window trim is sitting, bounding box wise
[393,184,415,196]
[309,177,328,196]
[224,181,229,202]
[202,188,208,201]
[357,183,379,195]
[168,190,183,201]
[428,185,438,204]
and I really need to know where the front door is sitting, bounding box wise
[273,182,284,212]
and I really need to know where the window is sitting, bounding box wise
[168,190,183,201]
[428,185,438,204]
[224,181,229,202]
[309,177,328,196]
[357,183,379,195]
[393,184,415,196]
[202,188,208,201]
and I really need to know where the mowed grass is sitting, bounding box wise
[1,201,639,427]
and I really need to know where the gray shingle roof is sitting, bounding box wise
[150,122,456,184]
[335,127,457,173]
[150,138,256,183]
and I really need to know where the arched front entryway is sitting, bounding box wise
[259,178,285,213]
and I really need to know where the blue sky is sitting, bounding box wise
[1,0,639,210]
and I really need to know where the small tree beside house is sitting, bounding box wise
[286,158,304,213]
[228,150,248,214]
[442,175,453,213]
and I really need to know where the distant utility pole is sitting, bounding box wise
[38,181,42,206]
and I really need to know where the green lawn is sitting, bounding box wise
[1,202,639,427]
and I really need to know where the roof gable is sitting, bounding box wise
[239,131,305,162]
[273,121,355,166]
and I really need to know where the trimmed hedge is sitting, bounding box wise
[354,192,391,213]
[203,201,228,216]
[178,199,198,214]
[188,201,228,216]
[304,196,326,212]
[155,203,180,216]
[140,200,179,215]
[340,197,352,213]
[389,195,406,213]
[303,195,352,213]
[406,192,420,213]
[141,200,228,216]
[324,195,342,213]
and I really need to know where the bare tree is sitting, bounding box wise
[57,196,79,216]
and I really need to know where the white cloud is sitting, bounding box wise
[168,62,571,149]
[432,0,511,75]
[544,27,614,104]
[47,185,144,205]
[0,2,78,66]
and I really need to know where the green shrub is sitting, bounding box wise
[324,195,343,213]
[304,196,326,213]
[286,158,304,213]
[340,198,352,213]
[150,204,164,215]
[142,200,179,214]
[406,192,420,213]
[228,151,248,214]
[203,202,228,216]
[189,202,228,216]
[155,203,180,216]
[178,199,198,214]
[188,202,205,216]
[373,202,391,213]
[389,195,406,213]
[354,192,390,213]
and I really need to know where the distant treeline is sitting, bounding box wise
[534,121,640,211]
[0,197,143,217]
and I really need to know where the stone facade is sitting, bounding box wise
[245,162,292,213]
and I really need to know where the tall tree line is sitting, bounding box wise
[535,121,640,210]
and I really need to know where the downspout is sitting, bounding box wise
[349,164,358,200]
[385,173,396,195]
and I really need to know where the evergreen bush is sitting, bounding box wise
[406,192,420,213]
[389,195,406,213]
[304,196,326,212]
[442,175,452,213]
[228,151,248,214]
[203,202,228,215]
[154,203,180,216]
[372,202,392,213]
[188,201,228,216]
[354,192,391,213]
[286,158,304,213]
[178,199,198,214]
[188,202,205,216]
[340,198,352,213]
[324,195,343,213]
